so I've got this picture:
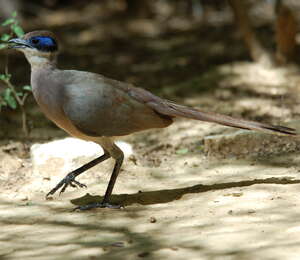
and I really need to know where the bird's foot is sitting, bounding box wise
[46,173,87,197]
[72,202,123,211]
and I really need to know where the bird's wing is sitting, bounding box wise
[62,71,172,137]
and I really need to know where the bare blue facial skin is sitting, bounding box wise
[28,36,58,52]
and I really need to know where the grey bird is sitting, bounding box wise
[8,30,297,210]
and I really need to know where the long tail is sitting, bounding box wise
[149,100,297,136]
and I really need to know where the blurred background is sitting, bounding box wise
[1,0,300,139]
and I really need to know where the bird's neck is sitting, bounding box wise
[24,51,57,70]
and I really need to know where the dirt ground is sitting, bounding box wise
[1,62,300,260]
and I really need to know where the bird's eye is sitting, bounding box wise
[31,38,40,44]
[28,36,58,52]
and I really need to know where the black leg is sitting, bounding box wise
[46,152,111,197]
[73,154,124,211]
[102,155,124,203]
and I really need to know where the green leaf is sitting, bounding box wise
[1,34,10,41]
[0,74,11,81]
[23,85,32,91]
[11,11,17,18]
[175,148,189,155]
[3,88,17,109]
[2,18,15,26]
[0,43,7,49]
[3,88,11,99]
[11,24,24,37]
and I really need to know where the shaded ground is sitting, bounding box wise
[2,3,300,259]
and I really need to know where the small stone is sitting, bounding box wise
[128,155,138,165]
[110,242,125,248]
[149,217,157,223]
[138,252,150,258]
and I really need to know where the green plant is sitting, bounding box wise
[0,12,31,136]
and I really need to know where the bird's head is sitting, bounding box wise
[8,30,59,68]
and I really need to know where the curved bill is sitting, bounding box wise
[8,38,32,49]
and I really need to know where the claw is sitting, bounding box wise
[73,180,87,188]
[46,173,87,198]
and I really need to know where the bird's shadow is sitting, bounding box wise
[71,177,300,207]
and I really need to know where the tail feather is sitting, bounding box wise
[148,100,297,136]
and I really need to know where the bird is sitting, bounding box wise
[8,30,297,210]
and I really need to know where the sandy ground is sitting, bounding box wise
[1,63,300,260]
[1,124,300,260]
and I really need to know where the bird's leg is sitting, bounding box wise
[46,152,111,197]
[102,155,124,204]
[74,143,124,210]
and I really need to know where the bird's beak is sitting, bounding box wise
[8,38,32,49]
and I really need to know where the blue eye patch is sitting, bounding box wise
[29,36,58,52]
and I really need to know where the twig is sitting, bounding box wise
[2,54,30,136]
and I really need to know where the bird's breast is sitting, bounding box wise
[31,69,90,139]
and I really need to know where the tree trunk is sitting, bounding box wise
[275,0,297,65]
[228,0,272,65]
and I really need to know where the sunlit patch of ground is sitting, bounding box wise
[1,136,300,259]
